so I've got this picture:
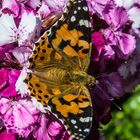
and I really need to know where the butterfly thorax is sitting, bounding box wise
[66,70,96,87]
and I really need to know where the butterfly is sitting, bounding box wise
[24,0,96,139]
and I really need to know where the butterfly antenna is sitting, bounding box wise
[94,82,122,111]
[94,60,126,79]
[110,100,122,111]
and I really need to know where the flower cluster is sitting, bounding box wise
[0,0,139,140]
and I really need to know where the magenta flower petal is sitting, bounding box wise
[27,0,41,9]
[0,69,20,97]
[0,68,8,90]
[34,114,70,140]
[91,32,106,61]
[48,121,63,137]
[8,69,20,84]
[44,0,68,12]
[86,0,109,15]
[0,130,16,140]
[104,45,115,59]
[91,31,115,61]
[103,6,129,30]
[0,98,40,137]
[12,46,32,66]
[102,28,136,57]
[37,2,51,19]
[34,115,52,140]
[116,32,136,55]
[1,84,17,97]
[2,0,19,16]
[0,44,15,60]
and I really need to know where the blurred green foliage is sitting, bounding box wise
[103,85,140,140]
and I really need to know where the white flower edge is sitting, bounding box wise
[16,67,30,95]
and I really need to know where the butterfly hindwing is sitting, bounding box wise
[25,73,93,139]
[48,86,93,139]
[25,72,71,107]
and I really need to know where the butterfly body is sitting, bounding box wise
[33,67,95,86]
[25,0,94,139]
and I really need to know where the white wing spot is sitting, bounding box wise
[71,16,76,22]
[74,10,77,14]
[80,117,92,122]
[79,20,89,27]
[74,126,78,129]
[84,128,90,132]
[83,6,88,11]
[78,7,81,10]
[71,119,76,124]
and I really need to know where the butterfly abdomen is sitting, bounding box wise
[33,67,68,84]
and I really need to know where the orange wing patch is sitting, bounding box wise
[51,23,90,59]
[28,32,62,69]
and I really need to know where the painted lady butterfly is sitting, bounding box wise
[24,0,95,139]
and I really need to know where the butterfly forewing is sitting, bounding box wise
[48,0,92,71]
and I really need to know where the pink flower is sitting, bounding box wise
[0,69,20,97]
[44,0,68,13]
[0,44,15,60]
[0,130,16,140]
[103,6,129,30]
[0,98,40,137]
[91,32,115,61]
[2,0,19,16]
[26,0,41,10]
[0,68,8,90]
[101,6,136,57]
[91,32,106,61]
[86,0,111,15]
[128,6,140,36]
[12,46,32,66]
[102,29,136,57]
[37,2,51,19]
[0,11,41,47]
[34,114,70,140]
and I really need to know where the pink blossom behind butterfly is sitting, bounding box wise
[0,130,16,140]
[91,32,114,61]
[0,11,41,47]
[2,0,19,16]
[0,68,8,90]
[86,0,111,15]
[101,6,136,57]
[128,6,140,36]
[33,114,71,140]
[0,69,20,97]
[44,0,68,13]
[12,46,32,66]
[0,98,40,137]
[37,2,51,19]
[26,0,41,9]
